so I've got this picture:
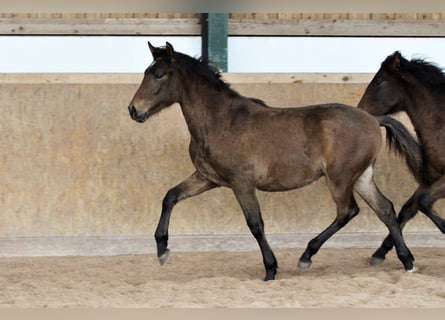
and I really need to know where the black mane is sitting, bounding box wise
[156,45,236,94]
[152,44,268,106]
[406,59,445,86]
[401,56,445,87]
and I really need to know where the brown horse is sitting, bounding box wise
[358,51,445,265]
[128,42,414,280]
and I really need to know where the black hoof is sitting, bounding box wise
[370,255,385,266]
[370,245,389,266]
[406,266,417,273]
[402,256,415,272]
[297,259,312,270]
[158,249,170,265]
[264,269,277,281]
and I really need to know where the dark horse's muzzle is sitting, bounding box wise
[129,105,148,123]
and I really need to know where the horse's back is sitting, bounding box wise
[235,100,382,166]
[279,103,381,152]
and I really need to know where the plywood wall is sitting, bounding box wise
[2,13,445,36]
[2,13,445,20]
[0,74,438,244]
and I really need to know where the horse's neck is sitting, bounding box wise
[178,85,232,140]
[403,85,445,141]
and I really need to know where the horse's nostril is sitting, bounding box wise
[129,105,137,117]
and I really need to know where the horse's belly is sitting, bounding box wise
[256,176,322,192]
[254,161,324,192]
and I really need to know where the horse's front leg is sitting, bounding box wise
[418,176,445,233]
[371,178,445,265]
[154,171,217,265]
[370,191,419,265]
[232,184,277,281]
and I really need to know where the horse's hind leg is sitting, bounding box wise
[154,171,217,265]
[298,182,360,270]
[354,166,415,271]
[232,184,277,281]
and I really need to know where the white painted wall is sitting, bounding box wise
[229,37,445,72]
[1,36,445,73]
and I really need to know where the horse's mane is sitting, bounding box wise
[405,58,445,87]
[385,53,445,88]
[155,46,235,93]
[155,45,267,105]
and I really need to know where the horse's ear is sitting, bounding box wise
[165,42,175,62]
[388,51,402,71]
[148,41,156,58]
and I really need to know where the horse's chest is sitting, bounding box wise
[422,130,445,164]
[189,143,229,186]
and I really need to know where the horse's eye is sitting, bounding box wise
[155,70,165,79]
[373,77,383,86]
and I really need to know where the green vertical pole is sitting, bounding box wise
[201,13,228,72]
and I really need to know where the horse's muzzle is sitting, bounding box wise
[129,105,148,123]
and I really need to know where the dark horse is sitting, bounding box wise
[358,51,445,265]
[128,42,414,280]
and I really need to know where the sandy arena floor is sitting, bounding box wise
[0,247,444,308]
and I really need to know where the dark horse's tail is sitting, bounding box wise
[377,116,424,184]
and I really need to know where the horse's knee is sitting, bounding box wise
[348,202,360,219]
[399,203,415,220]
[418,194,432,212]
[162,188,179,210]
[337,202,360,228]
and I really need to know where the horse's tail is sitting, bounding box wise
[377,116,424,184]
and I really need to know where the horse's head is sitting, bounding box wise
[128,42,181,123]
[357,51,407,115]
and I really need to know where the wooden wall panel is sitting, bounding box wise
[0,74,438,246]
[1,13,445,36]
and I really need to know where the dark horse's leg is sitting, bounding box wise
[354,168,414,271]
[421,207,445,232]
[372,178,445,265]
[370,191,419,265]
[299,166,414,271]
[418,176,445,232]
[154,171,217,265]
[298,184,360,270]
[298,163,366,269]
[232,184,277,281]
[298,164,373,269]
